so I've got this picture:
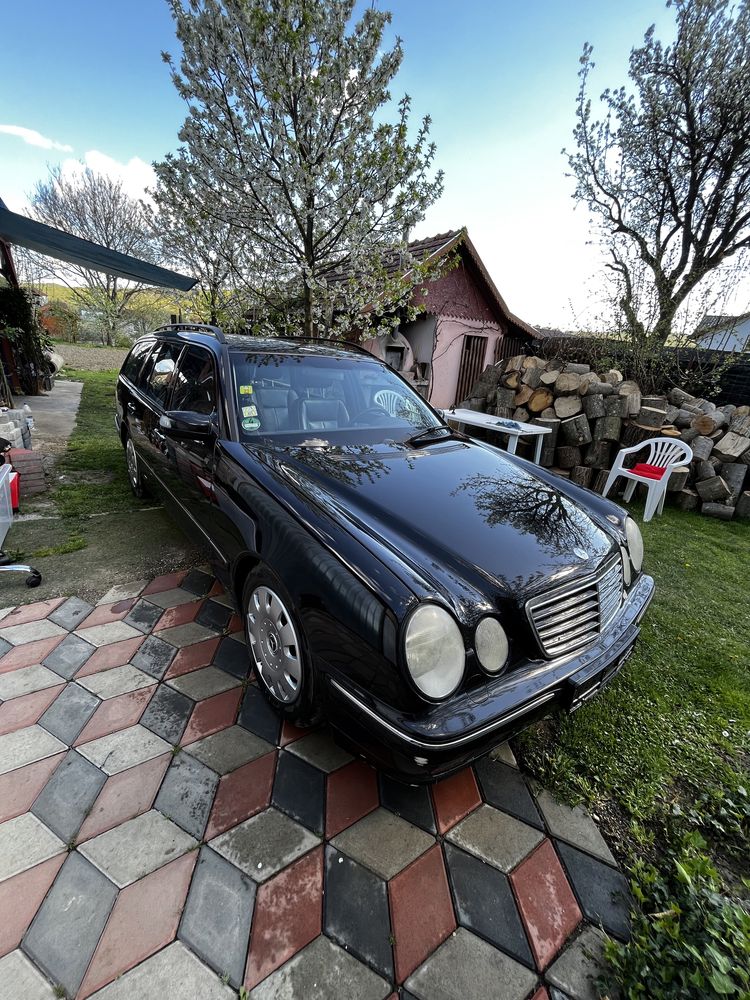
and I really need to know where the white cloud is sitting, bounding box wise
[0,124,73,152]
[60,150,156,202]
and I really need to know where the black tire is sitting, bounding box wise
[25,572,42,588]
[242,565,321,727]
[124,433,150,499]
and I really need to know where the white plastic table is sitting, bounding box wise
[441,408,551,464]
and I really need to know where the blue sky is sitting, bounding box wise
[0,0,675,327]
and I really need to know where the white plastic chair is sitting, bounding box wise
[373,389,403,415]
[602,437,694,522]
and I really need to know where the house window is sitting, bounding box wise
[455,335,488,404]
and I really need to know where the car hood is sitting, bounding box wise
[249,439,617,609]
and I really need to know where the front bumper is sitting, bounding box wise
[325,572,655,782]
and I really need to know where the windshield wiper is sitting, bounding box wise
[404,423,468,448]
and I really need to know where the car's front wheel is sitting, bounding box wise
[242,567,321,727]
[124,435,150,499]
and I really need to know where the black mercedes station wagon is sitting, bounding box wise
[116,324,654,781]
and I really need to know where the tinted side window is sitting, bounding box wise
[171,347,217,415]
[121,340,153,385]
[141,342,182,407]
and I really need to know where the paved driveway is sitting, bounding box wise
[0,570,628,1000]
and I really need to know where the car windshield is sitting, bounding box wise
[230,350,441,446]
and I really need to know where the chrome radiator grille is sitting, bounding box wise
[526,557,624,659]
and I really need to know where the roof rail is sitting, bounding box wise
[276,334,373,357]
[154,323,226,344]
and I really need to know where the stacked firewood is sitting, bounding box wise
[462,355,750,521]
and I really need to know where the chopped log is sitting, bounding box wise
[680,427,700,443]
[583,394,606,419]
[570,466,594,488]
[512,407,530,423]
[594,415,623,442]
[713,431,750,462]
[561,414,593,446]
[533,417,560,468]
[721,463,747,505]
[695,460,716,482]
[495,387,516,409]
[690,411,726,435]
[709,454,723,470]
[720,404,737,419]
[584,380,614,396]
[554,372,583,396]
[540,369,560,386]
[674,408,696,428]
[603,369,623,386]
[617,381,642,416]
[620,421,659,450]
[701,502,734,521]
[522,355,547,369]
[661,425,681,437]
[505,354,526,372]
[669,387,696,407]
[556,445,583,469]
[551,467,571,477]
[730,413,750,436]
[527,387,554,414]
[638,407,665,430]
[666,466,690,492]
[737,404,750,416]
[735,491,750,518]
[740,448,750,467]
[469,366,502,397]
[577,373,599,396]
[695,476,731,502]
[675,488,699,511]
[584,441,612,468]
[541,407,557,420]
[521,366,543,388]
[514,386,533,407]
[500,370,522,390]
[690,435,714,461]
[466,398,485,411]
[494,406,513,419]
[554,395,583,419]
[641,396,667,411]
[695,398,716,414]
[592,469,610,494]
[563,362,591,375]
[665,404,680,423]
[604,395,626,417]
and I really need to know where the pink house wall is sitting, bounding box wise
[426,317,502,409]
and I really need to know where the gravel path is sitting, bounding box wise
[58,344,129,372]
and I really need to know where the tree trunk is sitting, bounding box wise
[695,476,730,502]
[561,414,593,446]
[553,395,583,419]
[583,394,606,419]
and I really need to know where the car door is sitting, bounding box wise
[133,340,183,493]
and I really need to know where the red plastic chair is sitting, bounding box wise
[602,437,694,522]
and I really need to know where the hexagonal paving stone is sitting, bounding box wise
[31,750,107,843]
[546,926,611,1000]
[185,725,271,775]
[77,664,155,699]
[77,725,171,774]
[167,666,241,701]
[0,618,65,646]
[87,940,235,998]
[0,665,64,701]
[73,621,142,647]
[285,728,353,773]
[331,808,434,881]
[0,812,64,881]
[209,806,320,882]
[535,789,616,865]
[324,845,392,980]
[447,803,544,873]
[42,633,96,680]
[0,726,66,776]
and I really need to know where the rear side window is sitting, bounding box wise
[171,347,217,415]
[121,340,153,385]
[141,342,182,407]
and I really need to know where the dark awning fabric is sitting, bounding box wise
[0,202,197,291]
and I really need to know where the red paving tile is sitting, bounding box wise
[154,600,203,631]
[431,767,482,835]
[226,614,242,634]
[0,598,65,629]
[389,844,456,983]
[77,753,171,842]
[0,635,65,674]
[325,760,379,838]
[280,720,307,746]
[78,852,197,998]
[0,753,65,824]
[77,599,137,630]
[75,636,145,678]
[205,752,276,840]
[208,580,224,598]
[164,637,220,679]
[142,571,186,596]
[0,854,66,958]
[531,988,550,1000]
[510,839,582,971]
[0,684,64,736]
[244,846,323,991]
[181,687,242,744]
[74,687,155,746]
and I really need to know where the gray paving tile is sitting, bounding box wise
[0,618,65,646]
[139,683,193,744]
[405,927,537,1000]
[23,852,117,997]
[325,845,392,979]
[489,741,518,767]
[535,789,616,865]
[331,808,434,880]
[147,587,199,609]
[179,846,255,988]
[0,950,57,1000]
[31,750,107,843]
[0,812,64,881]
[48,596,95,631]
[38,683,100,745]
[0,726,66,776]
[88,940,235,998]
[79,809,197,888]
[97,581,148,605]
[0,636,10,659]
[286,728,354,773]
[474,756,543,828]
[77,663,155,699]
[130,633,176,679]
[77,725,171,774]
[546,926,612,1000]
[0,664,63,701]
[42,632,96,679]
[249,934,389,1000]
[210,806,319,882]
[74,621,141,647]
[124,598,163,634]
[186,726,271,775]
[157,622,217,648]
[557,840,631,940]
[447,803,544,873]
[167,665,241,701]
[156,752,219,839]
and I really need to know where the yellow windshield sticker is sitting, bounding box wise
[239,384,253,395]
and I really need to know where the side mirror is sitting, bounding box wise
[160,411,216,438]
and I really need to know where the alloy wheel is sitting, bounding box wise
[126,438,139,490]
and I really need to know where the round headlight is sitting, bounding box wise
[625,517,644,574]
[404,604,465,699]
[474,617,509,674]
